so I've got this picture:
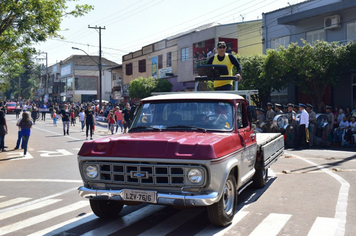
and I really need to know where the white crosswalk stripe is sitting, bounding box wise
[249,213,292,236]
[0,197,31,209]
[0,195,344,236]
[138,208,205,236]
[81,205,165,236]
[27,213,96,236]
[0,199,61,221]
[308,217,340,236]
[0,201,88,235]
[196,210,249,236]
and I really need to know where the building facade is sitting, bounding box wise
[45,55,119,103]
[263,0,356,109]
[121,21,263,98]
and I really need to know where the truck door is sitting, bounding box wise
[236,102,256,181]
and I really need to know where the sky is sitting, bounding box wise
[34,0,306,66]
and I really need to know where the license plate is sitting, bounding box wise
[122,189,157,203]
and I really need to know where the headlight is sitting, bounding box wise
[188,168,203,184]
[85,165,98,179]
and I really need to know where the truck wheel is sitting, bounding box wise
[90,199,123,218]
[253,166,268,188]
[207,174,237,226]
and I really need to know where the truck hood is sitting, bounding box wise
[78,132,243,160]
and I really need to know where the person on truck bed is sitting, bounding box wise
[207,41,242,91]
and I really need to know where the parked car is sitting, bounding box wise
[6,102,16,114]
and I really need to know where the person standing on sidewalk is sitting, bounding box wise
[18,112,32,156]
[61,104,70,135]
[85,106,95,140]
[0,110,8,152]
[296,103,309,149]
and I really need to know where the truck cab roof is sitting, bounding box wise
[141,93,245,102]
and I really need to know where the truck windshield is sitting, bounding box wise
[131,101,233,132]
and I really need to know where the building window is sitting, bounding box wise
[306,29,324,44]
[112,72,116,80]
[75,77,97,90]
[158,55,163,69]
[126,63,133,75]
[138,59,146,73]
[167,52,172,67]
[347,22,356,42]
[181,47,189,61]
[271,36,289,50]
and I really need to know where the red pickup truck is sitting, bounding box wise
[77,92,284,226]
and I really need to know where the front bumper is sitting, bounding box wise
[78,186,219,206]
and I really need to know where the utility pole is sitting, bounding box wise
[88,25,105,111]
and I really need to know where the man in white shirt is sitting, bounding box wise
[333,116,349,143]
[296,103,309,149]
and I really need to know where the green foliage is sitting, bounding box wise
[238,41,355,108]
[0,0,93,95]
[129,77,172,99]
[153,78,173,93]
[287,40,344,105]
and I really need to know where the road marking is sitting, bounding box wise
[249,213,292,236]
[196,211,249,236]
[138,208,205,236]
[5,152,34,161]
[308,217,340,236]
[32,126,82,140]
[0,197,31,209]
[38,149,73,157]
[81,205,166,236]
[0,199,62,221]
[285,151,349,236]
[0,179,81,183]
[0,187,77,214]
[0,201,88,235]
[28,213,96,236]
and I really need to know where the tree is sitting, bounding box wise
[153,78,173,93]
[129,77,172,99]
[3,53,41,99]
[290,40,344,107]
[0,0,93,89]
[238,52,290,108]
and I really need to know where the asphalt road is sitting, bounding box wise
[0,113,355,236]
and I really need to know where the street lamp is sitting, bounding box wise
[72,47,102,111]
[37,51,48,100]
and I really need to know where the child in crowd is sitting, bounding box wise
[70,109,75,126]
[108,113,116,135]
[53,110,57,126]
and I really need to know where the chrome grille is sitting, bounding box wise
[84,161,205,187]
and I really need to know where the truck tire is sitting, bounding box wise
[207,174,237,227]
[253,165,268,188]
[90,199,123,218]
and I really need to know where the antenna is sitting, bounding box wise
[240,14,244,22]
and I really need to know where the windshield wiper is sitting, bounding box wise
[166,125,206,133]
[129,126,162,132]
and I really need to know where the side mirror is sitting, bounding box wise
[247,105,257,123]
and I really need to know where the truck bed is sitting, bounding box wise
[256,133,284,169]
